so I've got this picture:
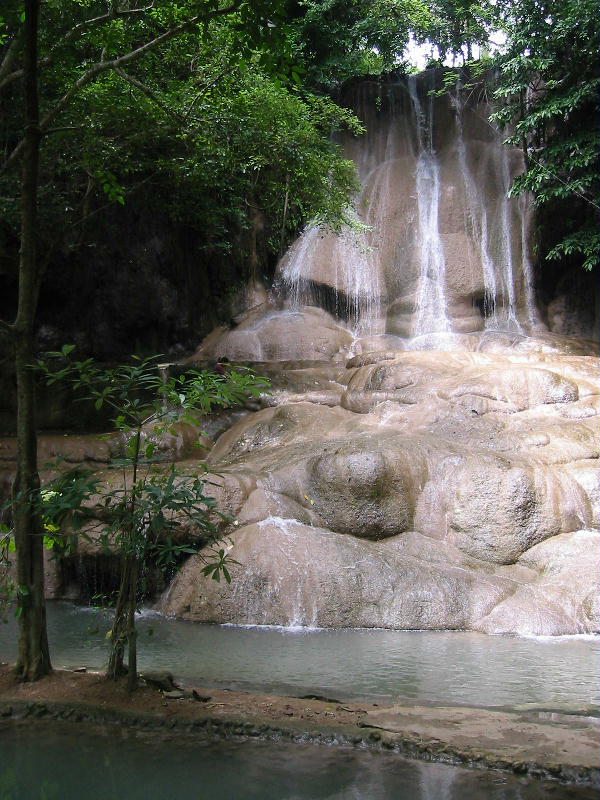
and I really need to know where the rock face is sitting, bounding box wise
[190,73,596,372]
[161,350,600,635]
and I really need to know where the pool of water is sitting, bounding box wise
[0,720,594,800]
[0,602,598,710]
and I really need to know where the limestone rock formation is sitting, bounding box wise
[161,350,600,635]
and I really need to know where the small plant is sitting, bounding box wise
[35,347,269,690]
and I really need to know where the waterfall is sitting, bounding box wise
[278,86,388,338]
[261,70,542,356]
[407,73,451,337]
[278,217,383,337]
[519,192,543,330]
[279,225,321,311]
[497,141,522,331]
[453,81,497,322]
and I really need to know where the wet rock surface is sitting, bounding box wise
[2,72,597,640]
[161,348,599,636]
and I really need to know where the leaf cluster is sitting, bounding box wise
[32,349,269,590]
[490,0,600,271]
[287,0,432,86]
[0,0,365,272]
[412,0,496,64]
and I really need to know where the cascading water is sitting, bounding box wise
[407,73,451,337]
[278,218,383,338]
[519,192,543,331]
[279,226,322,311]
[497,140,521,330]
[451,77,544,335]
[453,80,498,322]
[278,70,537,344]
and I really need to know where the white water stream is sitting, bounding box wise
[453,81,498,321]
[408,73,451,336]
[275,72,541,344]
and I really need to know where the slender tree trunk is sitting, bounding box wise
[107,556,131,678]
[14,0,52,681]
[126,557,139,691]
[108,428,141,688]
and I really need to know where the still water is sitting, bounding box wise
[1,602,598,710]
[0,721,594,800]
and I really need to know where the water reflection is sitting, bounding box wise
[0,721,594,800]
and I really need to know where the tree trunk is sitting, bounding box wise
[107,554,139,690]
[14,0,52,682]
[107,556,132,678]
[126,557,139,692]
[108,430,141,688]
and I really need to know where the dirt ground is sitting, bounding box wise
[1,663,598,787]
[0,663,369,726]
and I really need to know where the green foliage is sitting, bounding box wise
[413,0,496,63]
[546,229,599,273]
[490,0,600,271]
[34,347,269,577]
[0,0,364,275]
[34,349,268,681]
[287,0,433,85]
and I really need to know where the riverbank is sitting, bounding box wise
[0,664,598,788]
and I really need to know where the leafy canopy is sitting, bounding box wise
[491,0,599,270]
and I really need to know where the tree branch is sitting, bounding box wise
[43,126,83,135]
[0,27,24,81]
[66,173,159,231]
[1,2,244,174]
[183,64,235,119]
[114,68,184,120]
[0,6,156,91]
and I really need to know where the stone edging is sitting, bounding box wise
[1,698,598,788]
